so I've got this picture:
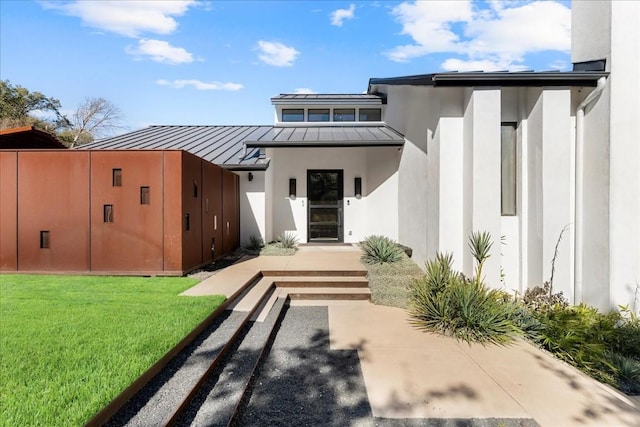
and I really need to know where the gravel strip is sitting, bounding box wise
[104,310,248,427]
[232,305,373,426]
[176,297,287,427]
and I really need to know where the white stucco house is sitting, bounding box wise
[86,1,639,312]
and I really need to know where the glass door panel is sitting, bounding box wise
[307,170,343,242]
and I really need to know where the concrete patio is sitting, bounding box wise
[182,246,640,427]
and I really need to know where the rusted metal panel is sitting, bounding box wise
[202,160,223,262]
[181,151,204,270]
[162,151,183,272]
[89,151,164,272]
[0,152,18,270]
[17,151,90,271]
[1,149,240,275]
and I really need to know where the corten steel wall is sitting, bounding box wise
[0,152,18,270]
[162,151,184,273]
[89,151,165,273]
[17,151,91,271]
[222,170,240,254]
[202,160,223,261]
[0,150,240,274]
[181,151,204,271]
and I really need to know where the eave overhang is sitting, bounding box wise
[368,71,610,92]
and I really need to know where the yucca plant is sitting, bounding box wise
[360,235,403,264]
[410,232,524,345]
[607,352,640,394]
[468,231,493,285]
[276,231,299,249]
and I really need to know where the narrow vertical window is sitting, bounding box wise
[193,181,198,198]
[185,213,190,231]
[104,204,114,222]
[112,168,122,186]
[140,186,150,205]
[501,123,517,216]
[40,231,50,249]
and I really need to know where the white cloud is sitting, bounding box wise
[330,4,356,27]
[156,79,243,91]
[387,1,570,71]
[126,39,194,64]
[42,0,196,37]
[257,41,299,67]
[548,59,570,71]
[293,88,317,94]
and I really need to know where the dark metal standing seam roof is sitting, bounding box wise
[271,93,387,105]
[244,125,404,148]
[79,125,274,170]
[368,71,609,92]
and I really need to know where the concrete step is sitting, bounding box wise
[273,276,369,288]
[175,297,287,427]
[279,287,371,301]
[261,269,367,277]
[104,279,275,427]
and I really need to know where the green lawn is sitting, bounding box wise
[0,274,224,427]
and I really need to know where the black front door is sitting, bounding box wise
[307,170,343,242]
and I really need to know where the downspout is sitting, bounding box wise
[575,76,607,304]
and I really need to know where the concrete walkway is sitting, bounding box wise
[181,247,640,426]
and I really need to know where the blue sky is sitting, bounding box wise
[0,1,572,133]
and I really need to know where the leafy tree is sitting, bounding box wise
[58,97,124,147]
[0,80,68,132]
[1,81,125,147]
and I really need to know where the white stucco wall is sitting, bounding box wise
[265,147,399,244]
[571,0,640,311]
[237,171,266,245]
[608,1,640,310]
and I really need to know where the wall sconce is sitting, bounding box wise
[248,172,254,182]
[289,178,296,199]
[354,177,362,199]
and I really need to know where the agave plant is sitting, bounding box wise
[360,235,403,264]
[276,231,299,249]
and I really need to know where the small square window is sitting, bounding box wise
[282,109,304,122]
[104,204,114,223]
[333,108,355,121]
[40,231,50,249]
[359,108,382,121]
[308,109,330,122]
[112,169,122,186]
[185,213,191,231]
[140,186,150,205]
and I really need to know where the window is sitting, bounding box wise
[333,108,355,122]
[40,231,50,249]
[112,168,122,186]
[140,186,150,205]
[193,181,198,198]
[359,108,382,121]
[185,213,191,231]
[501,123,517,216]
[308,109,330,122]
[104,204,114,222]
[282,109,304,122]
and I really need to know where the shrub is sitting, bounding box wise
[360,235,403,264]
[276,231,299,249]
[409,232,524,345]
[522,282,569,313]
[607,352,640,394]
[607,305,640,360]
[242,235,264,252]
[535,304,619,383]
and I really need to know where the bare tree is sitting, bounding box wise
[60,97,125,147]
